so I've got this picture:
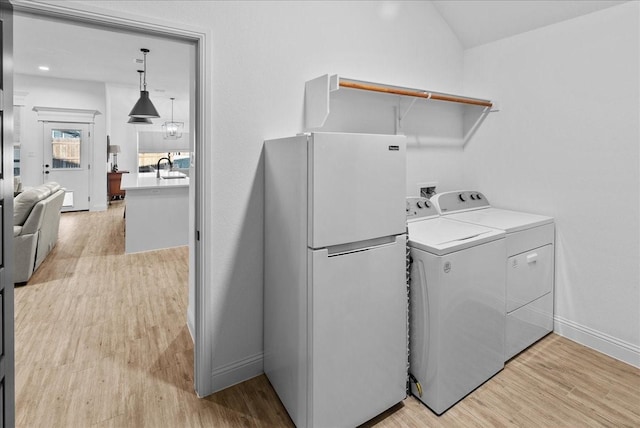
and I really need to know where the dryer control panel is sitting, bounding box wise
[431,190,490,214]
[406,197,438,222]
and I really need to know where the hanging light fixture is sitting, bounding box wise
[162,97,184,139]
[128,70,153,124]
[128,116,152,124]
[129,48,160,118]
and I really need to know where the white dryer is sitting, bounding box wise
[406,197,506,415]
[431,191,555,361]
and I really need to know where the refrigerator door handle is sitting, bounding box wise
[325,235,405,257]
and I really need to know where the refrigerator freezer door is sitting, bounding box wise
[308,133,406,248]
[309,235,407,427]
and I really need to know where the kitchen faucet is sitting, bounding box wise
[156,157,173,178]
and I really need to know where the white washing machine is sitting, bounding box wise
[406,197,506,415]
[431,190,555,361]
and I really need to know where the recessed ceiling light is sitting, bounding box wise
[38,65,50,71]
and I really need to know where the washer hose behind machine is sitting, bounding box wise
[406,235,423,398]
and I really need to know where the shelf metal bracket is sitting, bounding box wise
[462,106,491,148]
[395,96,420,135]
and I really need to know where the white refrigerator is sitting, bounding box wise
[264,132,408,428]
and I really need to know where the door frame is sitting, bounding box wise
[35,107,100,212]
[11,1,214,396]
[1,1,16,425]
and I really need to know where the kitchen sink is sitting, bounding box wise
[159,171,187,180]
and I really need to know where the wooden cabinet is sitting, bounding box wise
[107,171,129,202]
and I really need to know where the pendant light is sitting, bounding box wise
[127,70,153,125]
[128,116,152,124]
[128,70,153,124]
[129,48,160,118]
[162,97,184,139]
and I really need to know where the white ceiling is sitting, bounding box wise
[13,1,629,93]
[13,12,193,98]
[432,0,630,49]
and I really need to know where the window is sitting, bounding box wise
[51,129,81,169]
[138,152,190,173]
[137,130,190,172]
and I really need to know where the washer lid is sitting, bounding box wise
[446,207,553,233]
[407,218,505,255]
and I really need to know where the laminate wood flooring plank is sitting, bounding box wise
[15,202,198,427]
[361,334,640,428]
[14,202,640,427]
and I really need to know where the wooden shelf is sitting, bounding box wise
[338,78,493,108]
[304,74,497,147]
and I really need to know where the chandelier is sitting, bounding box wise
[162,97,184,139]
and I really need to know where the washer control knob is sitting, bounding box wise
[425,201,431,208]
[470,194,476,200]
[476,194,482,200]
[458,193,466,202]
[417,201,424,208]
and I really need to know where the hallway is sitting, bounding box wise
[13,202,288,427]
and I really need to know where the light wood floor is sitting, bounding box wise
[14,202,640,427]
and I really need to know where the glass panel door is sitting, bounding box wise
[43,122,91,212]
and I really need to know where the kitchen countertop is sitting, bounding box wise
[120,172,190,190]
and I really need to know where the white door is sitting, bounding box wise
[43,122,91,211]
[308,132,406,248]
[309,236,407,427]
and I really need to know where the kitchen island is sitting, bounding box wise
[120,172,189,254]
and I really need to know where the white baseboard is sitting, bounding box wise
[554,315,640,368]
[202,319,637,395]
[212,352,264,393]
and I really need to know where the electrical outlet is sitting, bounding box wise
[417,182,438,199]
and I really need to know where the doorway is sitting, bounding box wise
[42,122,91,211]
[10,2,209,402]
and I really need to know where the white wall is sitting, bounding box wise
[64,0,467,392]
[462,2,639,366]
[14,74,107,210]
